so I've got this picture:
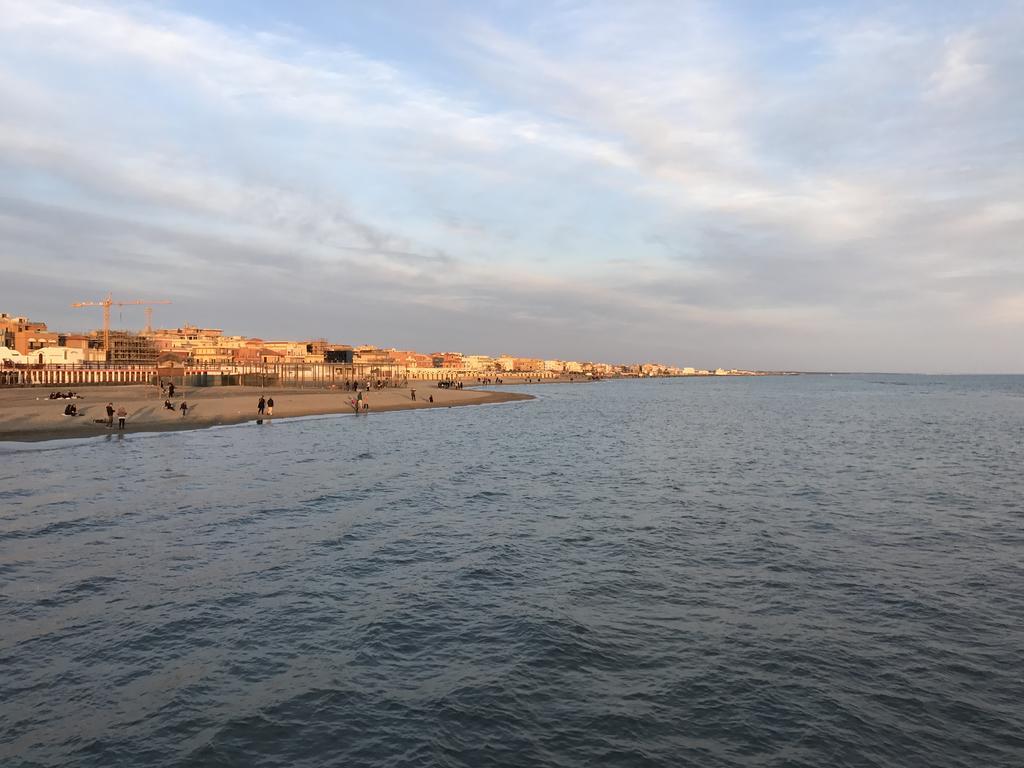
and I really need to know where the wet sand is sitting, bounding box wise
[0,384,533,443]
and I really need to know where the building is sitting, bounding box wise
[150,325,226,363]
[106,331,159,366]
[514,357,544,372]
[431,352,464,369]
[0,313,21,349]
[462,355,495,371]
[3,315,60,355]
[0,346,25,364]
[325,346,354,364]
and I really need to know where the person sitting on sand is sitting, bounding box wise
[164,399,174,410]
[63,403,75,416]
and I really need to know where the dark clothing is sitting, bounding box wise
[105,405,114,426]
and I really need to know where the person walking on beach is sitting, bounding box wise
[116,406,127,430]
[258,396,266,416]
[105,402,114,428]
[168,383,175,398]
[180,401,188,417]
[410,388,416,401]
[266,397,274,416]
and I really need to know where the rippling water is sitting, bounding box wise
[2,375,1023,767]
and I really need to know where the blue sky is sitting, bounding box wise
[1,0,1022,371]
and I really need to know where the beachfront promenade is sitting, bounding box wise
[0,361,569,388]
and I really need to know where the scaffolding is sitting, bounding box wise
[105,331,159,367]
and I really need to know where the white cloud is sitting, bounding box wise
[0,0,1022,369]
[927,31,988,100]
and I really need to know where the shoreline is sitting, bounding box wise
[0,384,534,444]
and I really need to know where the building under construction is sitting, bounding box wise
[103,331,159,366]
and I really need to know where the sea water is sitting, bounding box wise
[1,375,1022,767]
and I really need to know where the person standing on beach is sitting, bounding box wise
[116,406,127,430]
[258,396,266,416]
[168,383,175,398]
[410,388,416,401]
[105,402,114,428]
[180,401,188,417]
[266,397,274,416]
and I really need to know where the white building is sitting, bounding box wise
[0,346,25,364]
[37,347,88,365]
[463,355,495,371]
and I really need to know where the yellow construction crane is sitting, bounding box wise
[71,293,172,360]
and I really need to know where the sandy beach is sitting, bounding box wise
[0,383,534,443]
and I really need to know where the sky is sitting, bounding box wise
[1,0,1022,372]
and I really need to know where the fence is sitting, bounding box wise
[0,365,158,387]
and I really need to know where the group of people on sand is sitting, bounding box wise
[437,380,463,390]
[158,380,188,417]
[163,399,189,416]
[102,402,130,429]
[341,380,389,392]
[57,391,84,416]
[408,388,434,404]
[257,396,274,416]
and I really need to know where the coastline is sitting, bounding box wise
[0,384,534,444]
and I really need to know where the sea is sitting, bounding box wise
[1,374,1022,768]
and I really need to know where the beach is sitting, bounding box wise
[0,383,533,443]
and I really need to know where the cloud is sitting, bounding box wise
[0,0,1022,371]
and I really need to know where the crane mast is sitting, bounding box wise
[71,293,172,362]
